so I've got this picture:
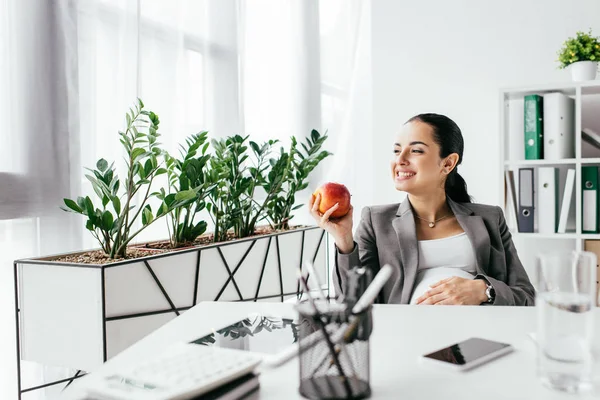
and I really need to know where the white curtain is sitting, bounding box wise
[0,0,371,398]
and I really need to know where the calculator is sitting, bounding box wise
[84,342,263,400]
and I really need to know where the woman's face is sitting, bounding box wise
[390,121,451,195]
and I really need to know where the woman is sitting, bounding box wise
[309,113,535,306]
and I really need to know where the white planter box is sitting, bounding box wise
[15,226,328,372]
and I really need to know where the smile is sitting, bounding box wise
[396,171,416,180]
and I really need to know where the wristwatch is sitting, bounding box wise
[484,282,496,304]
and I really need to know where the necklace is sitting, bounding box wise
[414,213,453,228]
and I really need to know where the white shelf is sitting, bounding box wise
[511,232,600,240]
[511,232,578,239]
[505,158,600,167]
[504,159,577,167]
[501,80,600,99]
[581,158,600,164]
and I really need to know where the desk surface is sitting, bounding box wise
[64,302,600,400]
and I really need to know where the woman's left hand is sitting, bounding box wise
[415,277,487,305]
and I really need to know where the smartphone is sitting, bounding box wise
[420,337,513,371]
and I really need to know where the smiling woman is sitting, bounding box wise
[309,113,535,306]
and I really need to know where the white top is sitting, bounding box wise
[62,302,600,400]
[409,232,477,304]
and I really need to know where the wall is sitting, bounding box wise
[372,0,600,205]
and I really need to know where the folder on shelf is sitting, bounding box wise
[582,166,600,234]
[537,167,559,234]
[543,92,575,160]
[524,95,543,160]
[504,170,519,231]
[582,128,600,150]
[557,169,576,234]
[518,168,534,233]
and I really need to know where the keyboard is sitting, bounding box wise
[84,342,263,400]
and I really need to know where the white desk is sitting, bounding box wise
[63,302,600,400]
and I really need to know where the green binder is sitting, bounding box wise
[524,94,543,160]
[582,166,599,234]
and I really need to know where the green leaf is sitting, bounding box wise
[112,196,121,215]
[175,190,197,202]
[102,211,114,230]
[97,159,109,172]
[63,199,83,213]
[144,159,153,177]
[142,206,154,225]
[249,141,260,154]
[131,148,146,161]
[156,168,167,176]
[85,196,94,217]
[85,220,94,231]
[164,193,176,207]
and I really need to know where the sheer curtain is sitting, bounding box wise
[0,0,371,398]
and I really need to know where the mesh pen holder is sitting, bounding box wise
[296,302,372,400]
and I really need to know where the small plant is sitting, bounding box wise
[557,29,600,69]
[206,135,291,242]
[266,130,332,230]
[160,131,215,248]
[61,100,174,258]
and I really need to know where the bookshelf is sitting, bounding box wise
[499,80,600,253]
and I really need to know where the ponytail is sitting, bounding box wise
[445,170,471,203]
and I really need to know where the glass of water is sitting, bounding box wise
[536,250,597,392]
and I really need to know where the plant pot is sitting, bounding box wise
[15,226,328,372]
[570,61,598,81]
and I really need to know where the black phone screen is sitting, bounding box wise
[423,337,511,365]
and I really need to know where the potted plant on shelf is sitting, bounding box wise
[14,100,332,382]
[557,29,600,82]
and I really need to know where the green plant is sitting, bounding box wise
[266,130,332,230]
[160,132,215,248]
[557,29,600,69]
[61,99,175,258]
[206,135,290,242]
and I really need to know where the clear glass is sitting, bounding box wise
[536,251,597,393]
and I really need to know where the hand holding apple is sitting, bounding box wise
[309,182,354,253]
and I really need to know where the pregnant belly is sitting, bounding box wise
[409,267,475,304]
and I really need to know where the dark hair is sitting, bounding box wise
[405,113,472,203]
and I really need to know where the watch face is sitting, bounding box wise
[486,285,493,301]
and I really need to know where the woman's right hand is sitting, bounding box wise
[309,193,354,254]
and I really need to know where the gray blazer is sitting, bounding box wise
[335,197,535,306]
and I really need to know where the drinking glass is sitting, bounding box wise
[536,250,597,392]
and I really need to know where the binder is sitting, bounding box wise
[543,93,575,160]
[538,168,559,234]
[518,168,534,232]
[557,169,575,233]
[504,170,518,231]
[582,128,600,150]
[582,166,599,234]
[524,95,543,160]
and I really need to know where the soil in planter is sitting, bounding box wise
[138,225,308,250]
[52,248,169,265]
[49,225,308,264]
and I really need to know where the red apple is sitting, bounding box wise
[312,182,351,218]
